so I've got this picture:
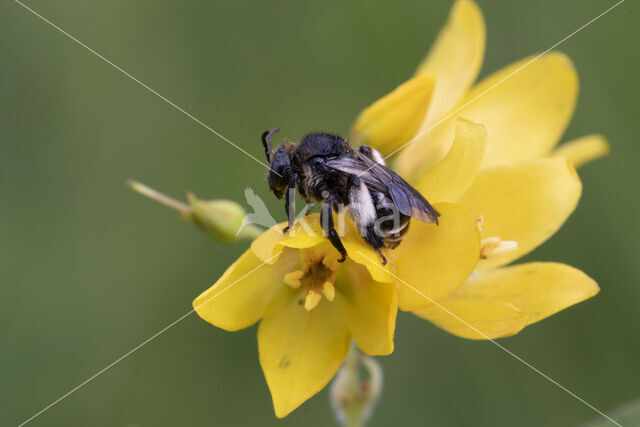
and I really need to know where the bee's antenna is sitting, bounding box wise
[261,127,279,161]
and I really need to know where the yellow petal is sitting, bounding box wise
[415,118,486,202]
[551,134,610,168]
[393,203,481,311]
[415,0,485,124]
[458,157,581,271]
[259,288,350,418]
[396,52,578,176]
[251,215,326,263]
[415,262,599,339]
[468,52,579,167]
[392,108,453,179]
[462,262,600,325]
[337,262,397,356]
[193,249,298,331]
[350,74,435,155]
[413,300,526,340]
[342,233,395,284]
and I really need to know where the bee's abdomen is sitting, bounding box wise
[369,191,411,249]
[348,187,412,251]
[381,214,410,249]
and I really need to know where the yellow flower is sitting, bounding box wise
[194,122,486,418]
[355,0,605,339]
[192,0,607,418]
[194,200,481,417]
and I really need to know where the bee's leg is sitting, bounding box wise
[282,173,298,234]
[361,224,387,265]
[303,202,314,216]
[375,248,387,265]
[321,194,347,262]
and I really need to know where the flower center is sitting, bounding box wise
[283,247,340,311]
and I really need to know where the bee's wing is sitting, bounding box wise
[323,156,387,192]
[326,153,440,224]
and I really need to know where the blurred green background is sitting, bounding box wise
[1,0,638,426]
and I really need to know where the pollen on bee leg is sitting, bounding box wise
[480,236,518,259]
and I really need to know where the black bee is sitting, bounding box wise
[261,128,439,264]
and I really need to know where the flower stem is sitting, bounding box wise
[330,343,383,427]
[127,180,193,218]
[345,345,365,427]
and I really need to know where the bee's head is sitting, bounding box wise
[262,128,292,199]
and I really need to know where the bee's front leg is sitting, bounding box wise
[321,194,347,262]
[282,173,298,234]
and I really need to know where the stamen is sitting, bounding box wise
[287,247,341,311]
[304,290,323,311]
[284,270,305,288]
[481,236,518,259]
[322,281,336,301]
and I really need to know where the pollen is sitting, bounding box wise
[480,236,518,259]
[285,246,340,311]
[304,290,323,311]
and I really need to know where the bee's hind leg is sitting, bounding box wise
[321,194,347,262]
[361,224,387,266]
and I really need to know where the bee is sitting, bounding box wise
[261,128,439,264]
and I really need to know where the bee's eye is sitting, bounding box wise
[268,166,286,188]
[268,147,291,198]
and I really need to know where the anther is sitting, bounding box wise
[480,236,518,259]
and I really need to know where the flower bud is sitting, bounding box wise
[350,74,435,155]
[187,193,260,243]
[330,346,383,427]
[127,180,261,244]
